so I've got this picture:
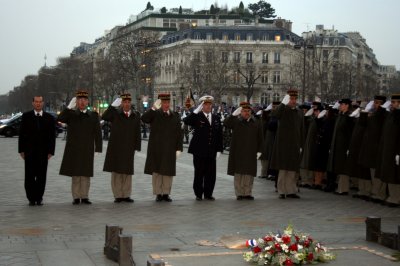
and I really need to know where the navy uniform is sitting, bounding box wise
[184,95,223,200]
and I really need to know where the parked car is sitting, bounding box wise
[0,112,64,138]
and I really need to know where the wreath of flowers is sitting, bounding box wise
[243,225,336,265]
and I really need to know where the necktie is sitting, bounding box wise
[206,114,211,125]
[125,112,129,117]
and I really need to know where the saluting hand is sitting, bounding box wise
[20,152,25,160]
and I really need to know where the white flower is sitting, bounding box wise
[281,244,289,252]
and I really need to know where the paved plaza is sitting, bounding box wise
[0,137,399,265]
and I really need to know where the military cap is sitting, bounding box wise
[199,95,214,104]
[158,93,171,101]
[339,98,352,105]
[272,101,281,105]
[287,89,298,97]
[121,93,132,101]
[374,95,387,102]
[76,90,89,98]
[391,94,400,100]
[240,101,252,109]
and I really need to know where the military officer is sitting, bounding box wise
[184,95,223,201]
[58,90,102,205]
[141,93,183,202]
[102,93,141,203]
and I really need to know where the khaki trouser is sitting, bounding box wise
[72,176,90,199]
[277,170,297,195]
[358,178,372,196]
[300,169,313,186]
[234,174,254,196]
[152,172,173,195]
[386,184,400,204]
[370,168,387,200]
[337,174,349,193]
[111,172,132,198]
[260,160,268,177]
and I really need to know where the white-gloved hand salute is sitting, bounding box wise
[281,94,290,105]
[67,97,77,110]
[332,101,340,110]
[305,108,314,117]
[349,108,360,118]
[318,110,327,119]
[111,97,122,108]
[152,99,162,110]
[176,150,182,159]
[256,110,262,116]
[256,152,262,159]
[382,100,391,111]
[265,103,272,111]
[193,101,204,114]
[232,107,242,116]
[216,152,221,160]
[363,100,374,113]
[396,155,399,166]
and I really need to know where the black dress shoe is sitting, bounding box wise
[334,192,348,196]
[196,197,202,201]
[279,194,286,199]
[36,201,43,206]
[81,198,92,204]
[352,194,360,198]
[385,202,400,208]
[286,194,300,199]
[123,197,134,203]
[72,199,80,205]
[236,196,243,200]
[204,196,215,201]
[156,194,163,202]
[244,195,254,200]
[114,198,123,203]
[163,195,172,202]
[29,201,36,206]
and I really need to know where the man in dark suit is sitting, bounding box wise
[18,96,56,206]
[184,95,223,201]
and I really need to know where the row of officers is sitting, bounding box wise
[18,89,400,207]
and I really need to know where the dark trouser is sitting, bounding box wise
[193,155,216,198]
[24,154,48,202]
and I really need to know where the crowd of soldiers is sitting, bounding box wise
[18,89,400,208]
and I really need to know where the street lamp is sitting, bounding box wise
[294,40,314,102]
[91,53,95,109]
[180,84,184,106]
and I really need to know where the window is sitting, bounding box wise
[261,72,268,83]
[274,52,280,64]
[334,39,339,45]
[261,34,269,41]
[206,51,213,63]
[323,38,329,45]
[333,50,339,59]
[163,19,169,28]
[206,33,213,40]
[235,33,241,41]
[170,19,176,28]
[273,71,281,84]
[261,93,269,105]
[222,33,229,41]
[222,52,228,63]
[323,50,329,61]
[194,32,201,40]
[246,33,253,41]
[246,52,253,63]
[194,68,200,83]
[262,52,268,63]
[233,71,240,84]
[273,93,280,102]
[234,52,241,63]
[193,51,201,61]
[274,35,281,41]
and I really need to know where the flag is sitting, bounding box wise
[185,87,195,107]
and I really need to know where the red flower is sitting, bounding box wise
[264,236,273,242]
[253,246,262,253]
[274,243,282,251]
[304,240,310,247]
[285,259,294,266]
[282,235,291,244]
[289,244,298,252]
[295,235,300,242]
[307,253,314,261]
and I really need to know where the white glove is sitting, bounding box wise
[67,97,77,109]
[300,148,302,154]
[193,102,204,114]
[232,107,242,116]
[95,152,100,156]
[346,150,349,156]
[281,94,290,105]
[364,100,374,112]
[396,155,399,166]
[305,108,314,117]
[176,150,181,158]
[152,99,162,110]
[181,112,187,119]
[216,152,221,159]
[382,100,391,111]
[220,113,225,122]
[349,108,360,118]
[256,110,262,115]
[181,121,185,130]
[318,110,327,119]
[265,103,272,111]
[111,98,122,107]
[256,152,262,159]
[332,101,340,110]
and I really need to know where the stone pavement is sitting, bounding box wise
[0,137,399,266]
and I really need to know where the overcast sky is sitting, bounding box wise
[1,0,399,95]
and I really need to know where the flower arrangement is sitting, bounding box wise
[243,225,336,265]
